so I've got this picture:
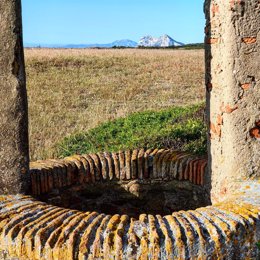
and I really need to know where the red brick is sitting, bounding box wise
[224,104,238,114]
[200,161,207,185]
[206,38,219,44]
[242,37,257,44]
[217,114,223,125]
[215,125,222,137]
[211,4,219,15]
[196,160,205,185]
[192,160,199,184]
[226,104,238,113]
[250,127,260,138]
[241,83,251,90]
[210,122,217,134]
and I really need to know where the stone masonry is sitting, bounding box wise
[0,0,259,259]
[0,150,259,259]
[30,149,210,217]
[0,0,30,194]
[205,0,260,202]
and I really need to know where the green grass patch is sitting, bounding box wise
[56,104,207,158]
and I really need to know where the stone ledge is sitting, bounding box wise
[0,149,259,259]
[0,183,259,259]
[30,149,207,196]
[0,149,260,260]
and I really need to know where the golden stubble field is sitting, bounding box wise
[25,48,205,160]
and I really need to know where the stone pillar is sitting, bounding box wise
[0,0,30,194]
[205,0,260,202]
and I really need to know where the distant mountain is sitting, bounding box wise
[24,39,138,49]
[24,35,184,49]
[138,34,184,47]
[110,39,138,48]
[71,39,138,48]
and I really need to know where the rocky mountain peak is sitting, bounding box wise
[138,34,184,47]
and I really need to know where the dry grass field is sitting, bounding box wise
[25,48,205,160]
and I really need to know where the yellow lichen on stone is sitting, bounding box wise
[139,214,149,260]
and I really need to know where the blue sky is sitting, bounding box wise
[22,0,205,45]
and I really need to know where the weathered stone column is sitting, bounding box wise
[0,0,30,194]
[205,0,260,202]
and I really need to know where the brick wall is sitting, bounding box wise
[205,0,260,202]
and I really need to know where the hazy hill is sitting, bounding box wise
[24,39,138,49]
